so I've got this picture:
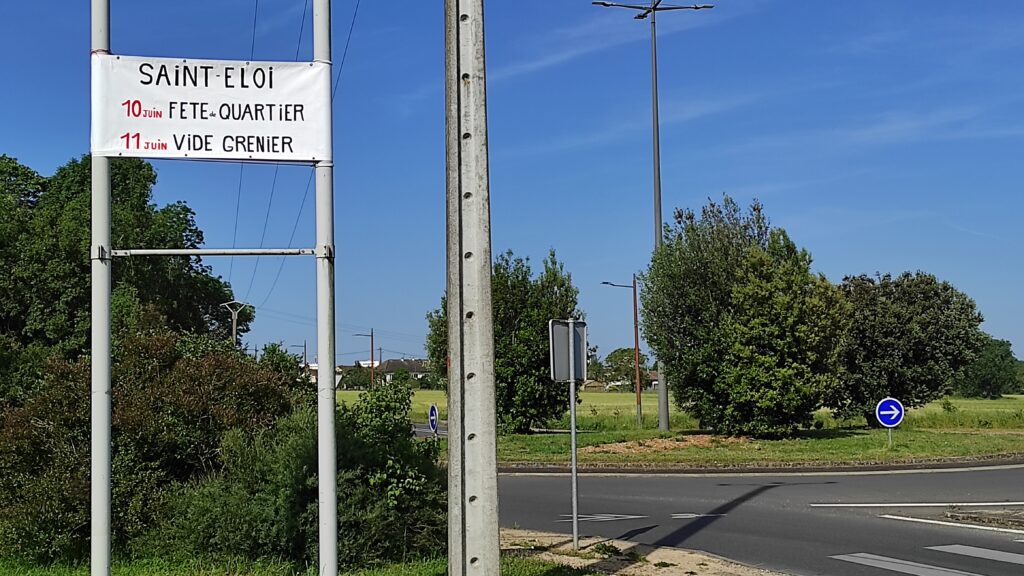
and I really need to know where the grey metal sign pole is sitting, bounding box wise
[568,319,579,550]
[89,3,336,574]
[90,1,112,575]
[313,0,338,574]
[445,0,501,573]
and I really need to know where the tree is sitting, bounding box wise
[603,347,650,391]
[0,155,250,356]
[639,195,769,429]
[586,346,607,383]
[425,250,582,433]
[830,272,985,420]
[640,197,849,437]
[713,230,848,437]
[952,334,1017,399]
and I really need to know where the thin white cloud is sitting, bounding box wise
[393,0,765,111]
[501,93,757,156]
[720,104,1023,159]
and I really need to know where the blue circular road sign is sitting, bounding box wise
[428,404,439,433]
[875,397,905,428]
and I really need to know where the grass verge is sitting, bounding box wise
[497,428,1024,468]
[0,557,593,576]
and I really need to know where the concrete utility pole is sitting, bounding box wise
[90,2,112,574]
[220,300,252,346]
[445,0,501,574]
[313,0,338,573]
[592,1,713,431]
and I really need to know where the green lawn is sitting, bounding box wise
[0,557,593,576]
[337,389,692,430]
[497,428,1024,467]
[342,390,1024,467]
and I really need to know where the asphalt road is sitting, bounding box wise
[499,465,1024,576]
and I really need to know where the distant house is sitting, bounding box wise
[378,358,429,384]
[306,363,343,387]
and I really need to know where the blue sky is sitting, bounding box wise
[3,1,1024,364]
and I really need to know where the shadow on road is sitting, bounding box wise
[616,524,658,541]
[652,480,833,549]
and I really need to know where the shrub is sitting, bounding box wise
[144,382,446,569]
[0,327,300,563]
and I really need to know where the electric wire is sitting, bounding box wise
[228,0,261,285]
[242,0,310,302]
[257,0,361,308]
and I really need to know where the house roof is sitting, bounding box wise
[378,358,428,374]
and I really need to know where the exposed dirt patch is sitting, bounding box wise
[579,435,748,455]
[502,528,788,575]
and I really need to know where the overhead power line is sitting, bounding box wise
[228,0,262,286]
[256,0,362,308]
[243,0,311,302]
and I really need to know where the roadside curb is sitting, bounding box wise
[497,453,1024,475]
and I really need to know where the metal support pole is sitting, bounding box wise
[650,8,670,432]
[445,0,501,573]
[370,329,375,385]
[568,320,580,550]
[313,0,337,574]
[111,248,315,257]
[90,1,112,575]
[632,275,643,427]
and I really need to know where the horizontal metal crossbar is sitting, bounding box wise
[111,248,315,257]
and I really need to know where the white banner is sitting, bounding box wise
[91,54,331,162]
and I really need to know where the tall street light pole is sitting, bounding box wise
[602,277,644,427]
[593,1,712,431]
[355,330,375,385]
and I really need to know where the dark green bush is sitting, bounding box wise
[144,382,446,569]
[0,326,300,563]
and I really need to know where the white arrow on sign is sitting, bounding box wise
[671,513,726,519]
[879,406,901,419]
[557,514,648,523]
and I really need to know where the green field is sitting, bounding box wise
[337,389,692,430]
[497,428,1024,467]
[339,390,1024,467]
[0,557,593,576]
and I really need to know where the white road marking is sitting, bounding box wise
[556,514,647,523]
[831,553,983,575]
[812,501,1024,508]
[928,544,1024,565]
[879,514,1024,535]
[671,513,726,519]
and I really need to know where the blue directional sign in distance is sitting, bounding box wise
[428,404,439,434]
[875,397,905,428]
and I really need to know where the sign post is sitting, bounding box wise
[89,2,336,575]
[549,319,587,550]
[875,397,905,449]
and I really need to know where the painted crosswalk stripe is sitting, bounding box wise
[830,553,984,576]
[879,514,1024,535]
[928,544,1024,565]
